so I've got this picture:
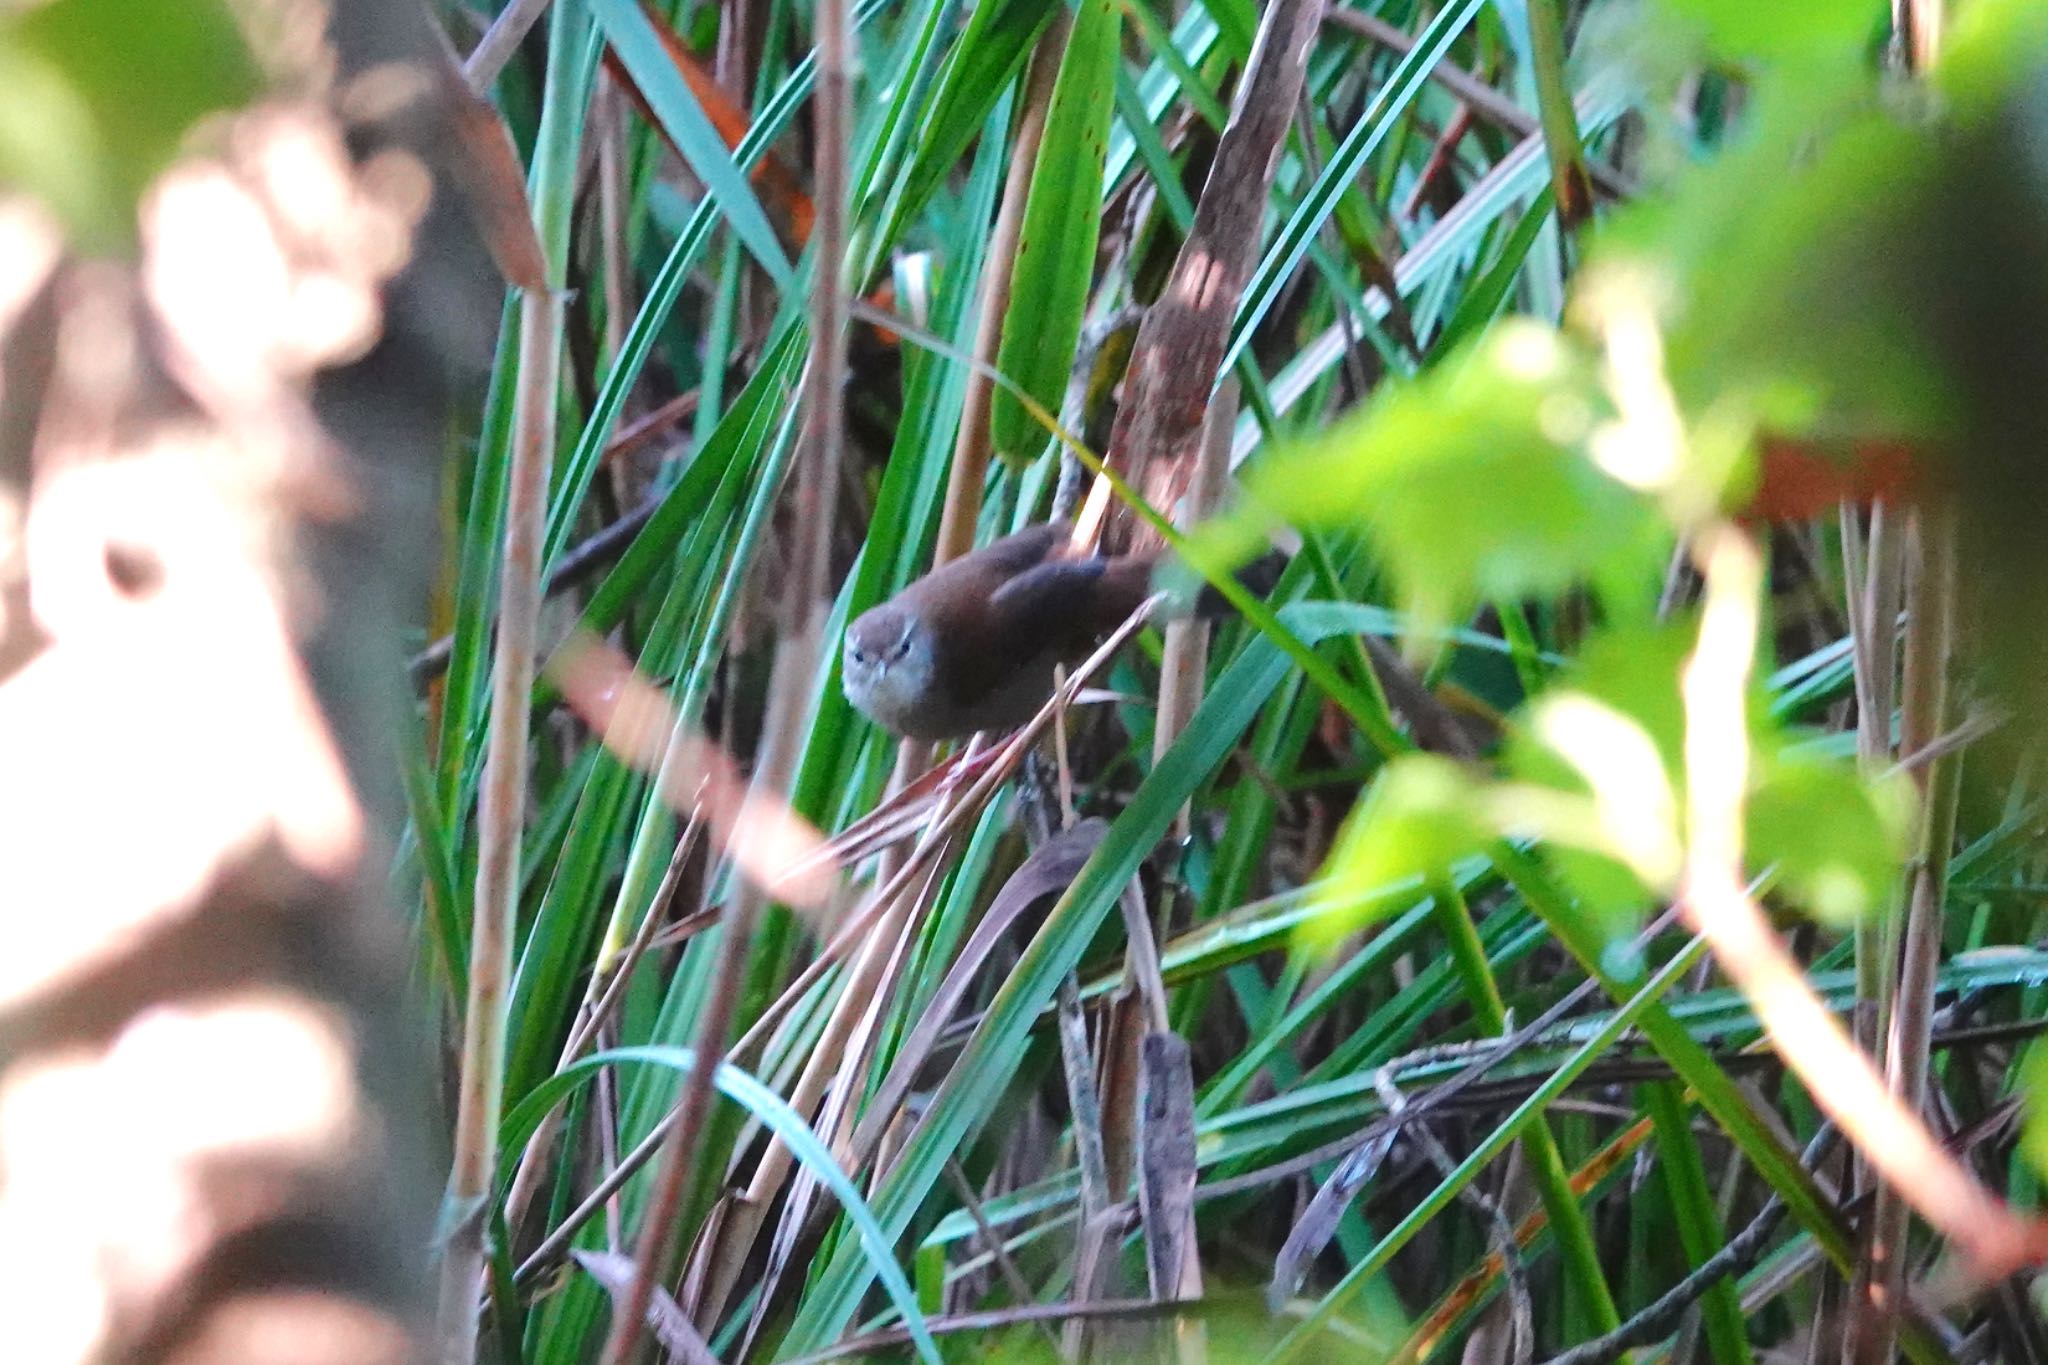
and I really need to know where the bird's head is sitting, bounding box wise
[841,603,935,733]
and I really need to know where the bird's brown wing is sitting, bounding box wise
[958,552,1153,688]
[916,558,1101,715]
[908,524,1146,718]
[910,524,1063,601]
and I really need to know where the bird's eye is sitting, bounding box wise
[849,645,867,665]
[889,634,912,661]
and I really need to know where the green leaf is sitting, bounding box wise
[1588,75,1946,461]
[587,0,794,284]
[1747,756,1911,926]
[1502,619,1907,929]
[498,1045,940,1365]
[0,0,257,249]
[2021,1040,2048,1185]
[1654,0,1883,61]
[988,0,1119,465]
[1243,320,1665,633]
[1311,756,1490,946]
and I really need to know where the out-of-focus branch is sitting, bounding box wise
[1678,525,2046,1292]
[0,3,494,1361]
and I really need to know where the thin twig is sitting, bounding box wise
[942,1157,1062,1353]
[407,391,700,690]
[464,0,555,91]
[1268,945,1636,1295]
[1541,1129,1840,1365]
[1376,1068,1533,1365]
[1679,525,2045,1289]
[1319,7,1634,198]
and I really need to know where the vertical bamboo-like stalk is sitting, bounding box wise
[436,8,583,1354]
[1848,502,1903,1055]
[1849,9,1945,1359]
[1857,508,1960,1364]
[932,14,1068,565]
[1523,0,1593,231]
[1843,500,1901,1349]
[435,239,564,1365]
[1151,376,1237,787]
[601,0,850,1347]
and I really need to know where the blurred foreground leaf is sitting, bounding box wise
[0,0,257,249]
[1237,321,1666,634]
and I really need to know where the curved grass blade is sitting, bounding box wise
[588,0,792,283]
[498,1044,941,1365]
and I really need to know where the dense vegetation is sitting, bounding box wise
[395,0,2048,1359]
[21,0,2047,1359]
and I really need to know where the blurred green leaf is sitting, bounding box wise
[1513,622,1697,783]
[1242,320,1665,632]
[1653,0,1882,61]
[1584,68,1947,510]
[1937,0,2048,110]
[1507,622,1712,927]
[1748,757,1911,926]
[1311,757,1491,946]
[0,0,257,249]
[2022,1041,2048,1185]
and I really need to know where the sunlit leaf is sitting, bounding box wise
[1653,0,1883,61]
[1585,73,1947,497]
[1311,756,1491,946]
[1243,320,1664,633]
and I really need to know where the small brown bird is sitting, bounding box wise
[842,524,1275,740]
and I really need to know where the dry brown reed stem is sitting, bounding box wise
[1866,503,1964,1360]
[932,12,1067,565]
[597,637,813,1365]
[1074,0,1327,1332]
[697,758,977,1322]
[463,0,556,91]
[1844,497,1904,1343]
[1100,0,1324,548]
